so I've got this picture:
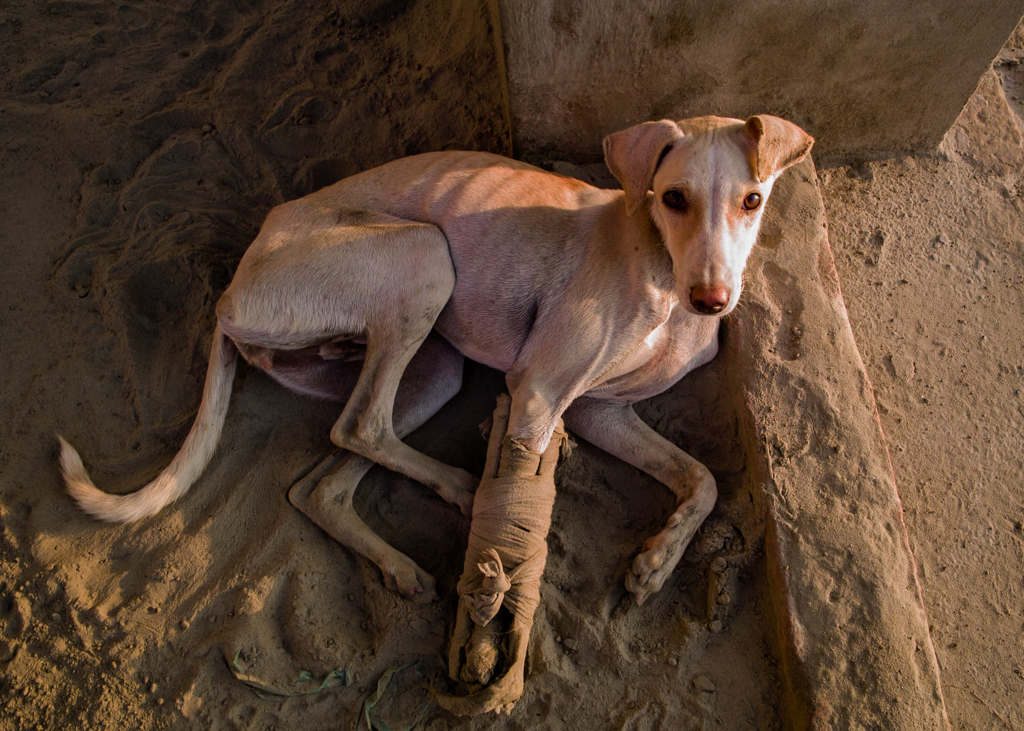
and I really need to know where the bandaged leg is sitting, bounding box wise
[437,394,567,716]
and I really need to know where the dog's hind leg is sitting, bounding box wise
[221,208,476,510]
[288,334,464,601]
[329,337,477,512]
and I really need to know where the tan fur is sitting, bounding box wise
[59,115,812,604]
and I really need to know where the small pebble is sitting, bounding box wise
[179,620,189,630]
[710,557,727,573]
[149,682,158,693]
[667,657,678,666]
[39,90,50,98]
[716,593,731,606]
[202,124,213,133]
[709,620,723,633]
[157,698,164,705]
[693,674,716,692]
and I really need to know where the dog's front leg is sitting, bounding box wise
[563,397,717,605]
[502,366,581,455]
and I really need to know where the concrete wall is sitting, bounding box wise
[494,0,1024,164]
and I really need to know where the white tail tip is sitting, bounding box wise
[57,435,166,523]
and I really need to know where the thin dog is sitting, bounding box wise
[59,115,813,607]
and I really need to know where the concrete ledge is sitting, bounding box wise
[730,158,950,729]
[494,1,1024,163]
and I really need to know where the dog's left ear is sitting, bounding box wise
[743,115,814,183]
[604,120,684,216]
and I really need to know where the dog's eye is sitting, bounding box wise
[662,190,687,211]
[742,192,762,210]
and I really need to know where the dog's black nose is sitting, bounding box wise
[690,285,729,314]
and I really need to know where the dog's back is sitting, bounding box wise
[300,152,627,372]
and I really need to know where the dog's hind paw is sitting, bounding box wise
[435,467,477,516]
[382,558,438,603]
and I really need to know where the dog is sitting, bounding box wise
[60,114,812,607]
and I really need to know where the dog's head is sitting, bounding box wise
[604,115,813,317]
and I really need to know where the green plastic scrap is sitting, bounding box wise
[229,649,351,699]
[361,663,439,731]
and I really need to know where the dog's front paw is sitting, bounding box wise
[626,530,685,605]
[626,499,711,604]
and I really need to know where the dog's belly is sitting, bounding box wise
[432,305,525,373]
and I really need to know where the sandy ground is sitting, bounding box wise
[819,25,1024,731]
[0,2,1021,729]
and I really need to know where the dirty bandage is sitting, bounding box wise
[440,393,567,715]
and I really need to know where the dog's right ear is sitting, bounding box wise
[603,120,684,217]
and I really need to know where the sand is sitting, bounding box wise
[819,29,1024,729]
[0,2,1021,729]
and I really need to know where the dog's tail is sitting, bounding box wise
[58,325,238,523]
